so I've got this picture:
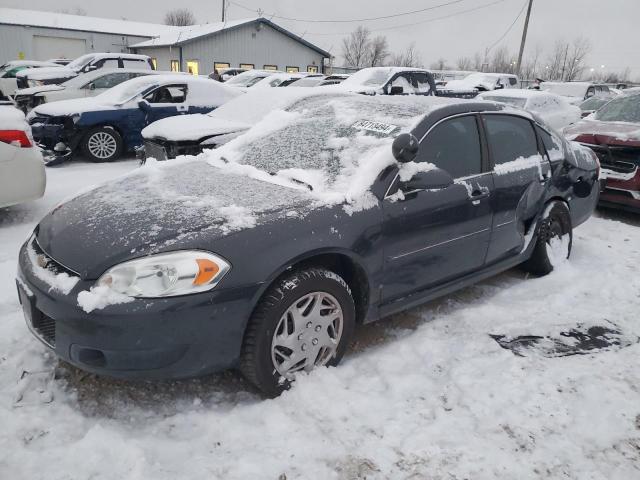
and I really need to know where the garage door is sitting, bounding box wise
[33,36,86,61]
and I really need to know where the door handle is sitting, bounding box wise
[470,189,490,205]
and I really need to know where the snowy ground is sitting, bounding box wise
[1,160,639,479]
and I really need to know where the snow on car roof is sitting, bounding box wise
[541,82,592,97]
[0,7,175,37]
[480,89,553,100]
[0,60,60,70]
[339,67,430,90]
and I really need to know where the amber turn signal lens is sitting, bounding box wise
[193,259,220,285]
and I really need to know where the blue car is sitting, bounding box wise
[28,74,240,165]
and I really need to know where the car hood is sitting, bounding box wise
[15,84,65,96]
[30,97,113,118]
[142,114,250,142]
[18,67,75,80]
[35,159,313,278]
[564,119,640,147]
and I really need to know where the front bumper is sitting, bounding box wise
[143,139,206,161]
[17,239,261,379]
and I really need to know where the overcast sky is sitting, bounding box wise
[5,0,639,79]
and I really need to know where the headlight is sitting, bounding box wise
[95,251,231,298]
[28,80,44,87]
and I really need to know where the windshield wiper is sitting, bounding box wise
[269,172,313,191]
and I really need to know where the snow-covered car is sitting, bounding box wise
[17,93,599,397]
[16,53,155,89]
[28,74,240,164]
[337,67,437,96]
[578,95,615,118]
[250,72,306,88]
[445,72,519,92]
[319,74,350,86]
[478,89,581,130]
[46,58,73,66]
[0,60,61,99]
[213,68,247,82]
[142,88,329,160]
[0,101,45,208]
[13,69,167,113]
[540,82,611,105]
[564,92,640,213]
[223,69,283,90]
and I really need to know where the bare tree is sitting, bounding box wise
[544,37,591,81]
[489,46,516,74]
[456,56,472,71]
[368,35,390,67]
[389,43,423,68]
[520,44,542,80]
[342,26,372,68]
[429,58,449,71]
[164,8,196,26]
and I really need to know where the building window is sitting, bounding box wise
[239,63,254,70]
[214,62,230,72]
[150,58,158,70]
[170,60,180,72]
[263,64,278,71]
[307,65,319,74]
[286,66,299,73]
[187,60,199,75]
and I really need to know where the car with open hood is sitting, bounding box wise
[478,89,581,130]
[15,53,154,89]
[0,60,61,99]
[27,74,240,164]
[564,92,640,212]
[13,68,163,113]
[17,92,599,397]
[141,88,324,160]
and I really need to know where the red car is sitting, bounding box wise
[564,92,640,212]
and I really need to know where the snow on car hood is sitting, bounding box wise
[17,67,75,80]
[14,84,65,96]
[29,97,114,118]
[564,119,640,146]
[35,158,314,278]
[142,114,250,142]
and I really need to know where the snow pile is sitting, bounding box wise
[25,244,78,295]
[77,286,134,313]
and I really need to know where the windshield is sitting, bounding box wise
[595,94,640,123]
[341,68,394,87]
[580,96,611,111]
[96,76,159,104]
[66,54,96,71]
[484,96,527,108]
[225,71,270,87]
[541,83,587,97]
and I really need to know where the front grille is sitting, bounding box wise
[584,144,640,169]
[32,313,56,347]
[31,236,78,278]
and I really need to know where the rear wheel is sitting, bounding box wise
[82,126,123,162]
[240,268,356,397]
[522,201,572,276]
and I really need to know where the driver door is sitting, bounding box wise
[142,84,188,125]
[381,114,494,304]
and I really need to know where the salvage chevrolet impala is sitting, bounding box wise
[17,93,600,397]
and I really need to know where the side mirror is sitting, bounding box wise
[495,83,505,90]
[138,99,151,113]
[89,83,96,90]
[399,168,454,193]
[392,133,419,163]
[85,65,98,72]
[389,85,404,95]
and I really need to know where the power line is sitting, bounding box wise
[229,0,469,23]
[485,0,529,54]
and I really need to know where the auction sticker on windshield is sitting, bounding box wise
[351,120,398,135]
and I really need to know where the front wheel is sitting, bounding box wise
[240,268,356,397]
[82,126,123,162]
[522,201,573,276]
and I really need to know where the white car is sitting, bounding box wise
[16,53,154,89]
[223,69,283,90]
[13,69,165,112]
[337,67,435,95]
[478,89,581,130]
[0,101,45,208]
[445,72,519,92]
[250,72,306,88]
[0,60,61,99]
[540,82,612,105]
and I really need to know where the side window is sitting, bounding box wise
[416,115,482,179]
[143,84,188,104]
[123,59,148,69]
[484,114,538,166]
[536,125,564,161]
[91,72,131,89]
[389,74,415,94]
[509,77,518,86]
[586,87,596,98]
[601,85,610,93]
[412,73,433,94]
[93,58,119,69]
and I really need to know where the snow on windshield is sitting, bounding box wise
[66,54,95,71]
[341,68,393,87]
[207,94,453,211]
[225,71,271,87]
[595,94,640,123]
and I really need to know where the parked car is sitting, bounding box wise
[338,67,437,96]
[289,75,329,88]
[17,93,599,397]
[224,69,283,89]
[16,53,155,89]
[0,101,46,208]
[250,72,306,88]
[28,74,240,164]
[46,58,73,66]
[578,95,615,118]
[142,88,325,160]
[478,89,581,130]
[445,72,519,92]
[564,92,640,212]
[13,69,165,113]
[540,82,611,105]
[319,74,350,86]
[0,60,61,99]
[215,68,248,82]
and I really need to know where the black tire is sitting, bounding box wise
[82,126,123,162]
[240,268,356,397]
[522,200,573,276]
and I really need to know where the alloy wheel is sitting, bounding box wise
[87,131,117,159]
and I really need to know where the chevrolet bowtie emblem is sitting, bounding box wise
[36,254,49,269]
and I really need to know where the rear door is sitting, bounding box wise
[482,113,551,264]
[381,114,494,303]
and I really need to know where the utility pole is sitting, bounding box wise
[221,0,226,22]
[516,0,534,76]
